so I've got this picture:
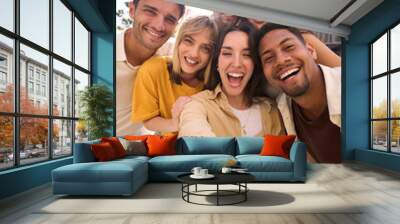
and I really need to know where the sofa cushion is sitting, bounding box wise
[53,162,134,182]
[115,155,150,164]
[52,160,145,183]
[101,137,127,158]
[147,135,177,156]
[119,138,148,156]
[236,137,264,155]
[236,155,293,172]
[91,142,118,161]
[148,154,235,172]
[177,137,236,155]
[260,135,296,159]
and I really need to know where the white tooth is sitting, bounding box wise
[185,57,198,65]
[148,29,162,38]
[280,68,299,80]
[228,73,244,78]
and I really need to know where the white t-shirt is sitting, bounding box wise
[229,104,262,136]
[116,30,174,136]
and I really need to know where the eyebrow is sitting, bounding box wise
[221,46,233,50]
[221,46,251,52]
[142,4,178,23]
[142,4,158,12]
[260,37,293,57]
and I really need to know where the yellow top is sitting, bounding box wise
[131,56,203,123]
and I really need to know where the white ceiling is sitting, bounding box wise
[227,0,352,22]
[173,0,384,37]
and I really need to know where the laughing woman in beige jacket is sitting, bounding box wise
[179,22,284,137]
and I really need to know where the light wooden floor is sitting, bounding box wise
[1,162,400,224]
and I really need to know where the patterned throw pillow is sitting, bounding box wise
[119,138,147,156]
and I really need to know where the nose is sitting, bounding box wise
[232,53,242,68]
[276,51,291,67]
[188,44,201,59]
[151,15,166,32]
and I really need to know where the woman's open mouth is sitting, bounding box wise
[227,72,244,87]
[184,56,199,66]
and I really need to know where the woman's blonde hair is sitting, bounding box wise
[170,16,218,84]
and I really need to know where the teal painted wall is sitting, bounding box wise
[0,158,72,199]
[344,0,400,170]
[0,0,115,200]
[92,32,115,135]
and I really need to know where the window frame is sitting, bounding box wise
[370,20,400,154]
[0,0,92,171]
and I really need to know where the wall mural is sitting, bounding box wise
[115,0,342,163]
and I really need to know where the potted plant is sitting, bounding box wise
[79,84,113,140]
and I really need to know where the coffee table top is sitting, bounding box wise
[177,172,255,185]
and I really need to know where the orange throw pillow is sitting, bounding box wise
[91,142,117,161]
[146,135,177,157]
[124,135,151,141]
[260,135,296,159]
[101,137,126,158]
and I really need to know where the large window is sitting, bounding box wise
[0,0,91,171]
[371,23,400,154]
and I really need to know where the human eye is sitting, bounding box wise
[242,50,252,58]
[201,45,211,54]
[221,50,232,56]
[263,55,274,64]
[165,17,177,25]
[183,37,193,45]
[284,44,295,51]
[144,8,157,16]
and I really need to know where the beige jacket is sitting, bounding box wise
[277,64,341,135]
[179,85,285,137]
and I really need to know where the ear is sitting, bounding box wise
[129,1,136,20]
[305,43,317,61]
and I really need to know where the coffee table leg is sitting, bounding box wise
[186,184,190,202]
[217,184,219,206]
[245,183,247,201]
[195,184,197,192]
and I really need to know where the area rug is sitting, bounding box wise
[37,183,361,214]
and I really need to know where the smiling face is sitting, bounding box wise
[218,31,254,98]
[178,29,213,80]
[130,0,181,51]
[259,29,318,97]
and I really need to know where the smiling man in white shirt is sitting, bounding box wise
[117,0,184,136]
[258,23,341,163]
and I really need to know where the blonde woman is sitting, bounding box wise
[131,16,218,134]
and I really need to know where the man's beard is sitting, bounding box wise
[282,78,310,98]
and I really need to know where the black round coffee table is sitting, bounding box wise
[177,173,255,206]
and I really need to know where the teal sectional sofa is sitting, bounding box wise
[52,137,307,196]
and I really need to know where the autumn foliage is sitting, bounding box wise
[372,99,400,142]
[0,85,59,150]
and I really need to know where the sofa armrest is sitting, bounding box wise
[289,141,307,181]
[73,140,100,163]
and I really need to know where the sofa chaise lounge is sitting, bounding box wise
[52,136,307,196]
